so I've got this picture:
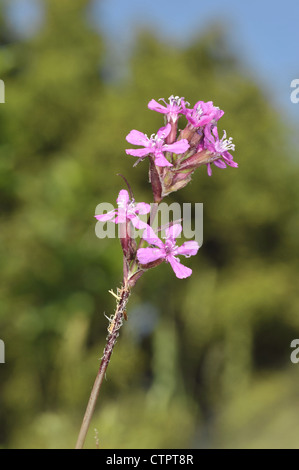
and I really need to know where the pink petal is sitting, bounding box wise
[114,213,126,224]
[198,116,214,126]
[214,159,227,169]
[126,129,149,146]
[168,256,192,279]
[94,210,116,222]
[130,215,148,230]
[175,240,199,257]
[142,225,164,249]
[117,189,129,207]
[137,247,164,264]
[204,124,213,139]
[156,123,171,140]
[126,148,151,157]
[213,108,224,121]
[165,223,182,240]
[204,140,214,153]
[212,126,219,140]
[154,151,173,167]
[134,202,151,215]
[180,98,189,112]
[148,99,168,114]
[194,100,204,109]
[164,139,189,155]
[223,152,238,167]
[207,163,212,176]
[203,100,213,108]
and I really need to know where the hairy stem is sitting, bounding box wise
[75,285,130,449]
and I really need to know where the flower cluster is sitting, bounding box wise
[125,95,237,199]
[95,95,237,283]
[83,95,239,450]
[95,189,199,280]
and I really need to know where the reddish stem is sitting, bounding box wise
[75,286,130,449]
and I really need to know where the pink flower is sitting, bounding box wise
[94,189,150,229]
[137,224,199,279]
[125,123,189,167]
[148,95,187,123]
[184,100,224,128]
[204,126,238,176]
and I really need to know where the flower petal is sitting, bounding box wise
[117,189,129,207]
[175,240,199,257]
[142,225,164,249]
[198,116,214,126]
[168,256,192,279]
[165,223,182,240]
[212,126,219,140]
[214,159,227,169]
[156,123,171,140]
[130,215,148,229]
[213,108,224,121]
[148,99,168,114]
[137,247,164,264]
[114,213,126,224]
[154,151,173,167]
[134,202,151,215]
[222,152,238,167]
[94,210,116,222]
[126,148,151,157]
[126,129,149,146]
[204,123,213,140]
[207,163,212,176]
[164,139,189,155]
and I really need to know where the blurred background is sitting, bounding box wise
[0,0,299,449]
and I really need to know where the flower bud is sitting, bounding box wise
[119,221,137,261]
[179,125,195,142]
[149,156,162,203]
[161,169,193,197]
[178,124,202,150]
[127,269,144,288]
[179,149,212,170]
[138,258,164,270]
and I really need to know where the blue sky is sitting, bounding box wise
[6,0,299,123]
[94,0,299,123]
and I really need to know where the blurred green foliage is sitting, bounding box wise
[1,0,299,449]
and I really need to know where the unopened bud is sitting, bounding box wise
[178,124,202,149]
[161,169,193,197]
[179,149,211,170]
[190,129,203,148]
[127,269,144,288]
[138,258,164,270]
[119,222,137,261]
[149,156,162,203]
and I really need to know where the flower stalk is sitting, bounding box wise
[76,94,238,448]
[75,284,131,449]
